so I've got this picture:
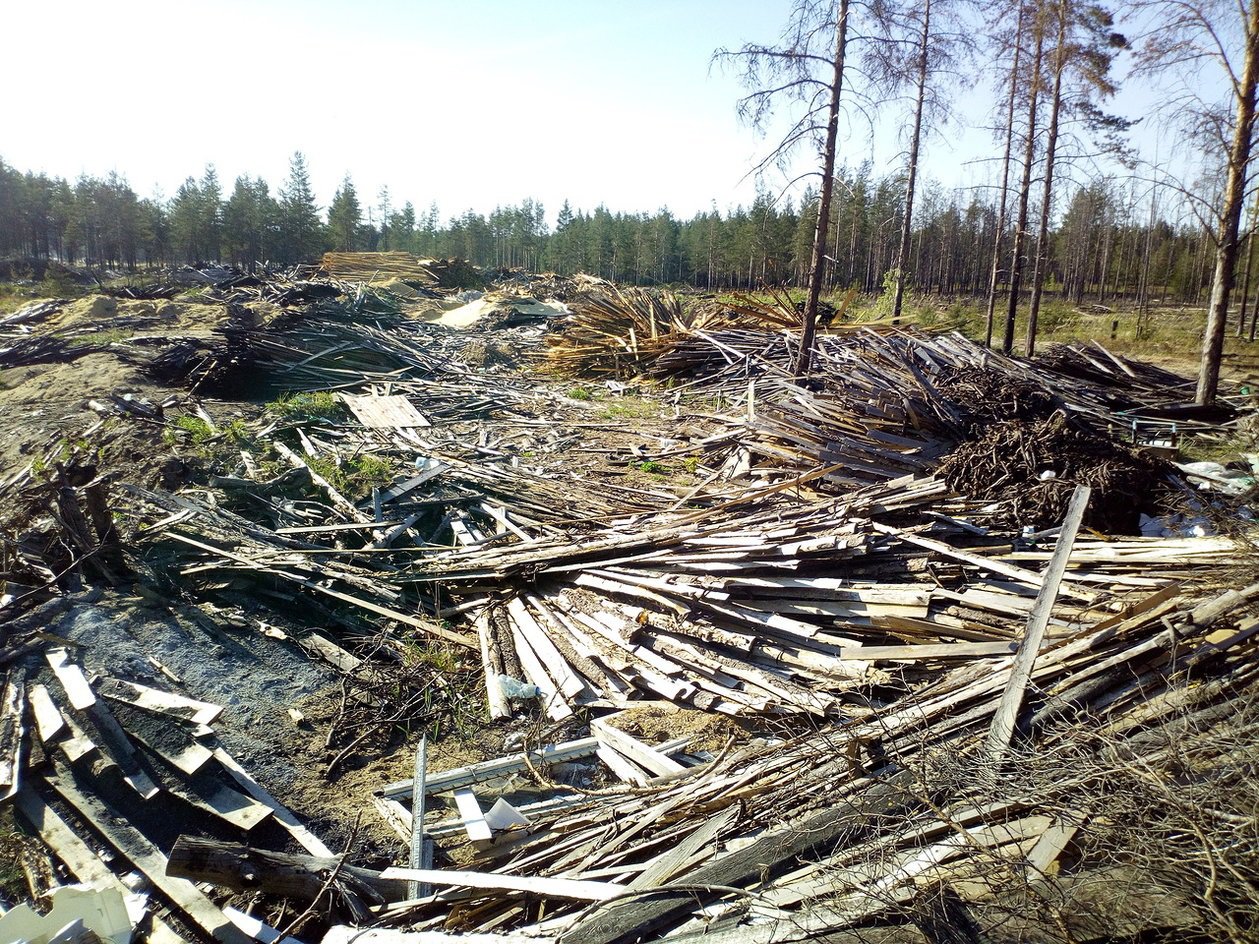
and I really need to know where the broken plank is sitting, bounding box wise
[46,649,95,710]
[212,747,333,858]
[590,719,686,779]
[47,773,252,944]
[95,676,223,726]
[378,867,621,901]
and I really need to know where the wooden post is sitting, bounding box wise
[984,485,1091,768]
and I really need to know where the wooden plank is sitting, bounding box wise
[82,699,161,800]
[984,485,1092,765]
[477,610,512,721]
[835,641,1020,661]
[95,676,223,726]
[46,649,96,710]
[596,742,650,785]
[452,787,494,844]
[1027,816,1083,874]
[510,619,574,721]
[212,747,333,858]
[28,683,66,743]
[377,867,621,901]
[629,805,739,890]
[341,392,431,429]
[47,774,252,943]
[590,719,686,779]
[0,673,25,794]
[128,727,214,775]
[506,598,586,699]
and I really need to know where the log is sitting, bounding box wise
[166,835,409,906]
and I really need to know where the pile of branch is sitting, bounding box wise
[937,414,1173,531]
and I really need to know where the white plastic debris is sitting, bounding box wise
[497,675,540,700]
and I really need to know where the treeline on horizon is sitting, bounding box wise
[0,151,1220,306]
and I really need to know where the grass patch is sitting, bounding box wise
[568,386,594,401]
[74,327,130,347]
[308,453,395,497]
[600,397,662,420]
[0,809,27,903]
[269,391,346,422]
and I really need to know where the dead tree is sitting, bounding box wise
[715,0,854,376]
[1136,0,1259,404]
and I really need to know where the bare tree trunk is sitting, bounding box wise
[798,0,850,376]
[1197,0,1259,404]
[985,1,1026,348]
[1002,1,1047,354]
[1236,205,1257,336]
[1025,0,1067,357]
[892,0,932,323]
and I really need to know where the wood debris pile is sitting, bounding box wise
[321,253,440,286]
[546,288,796,379]
[0,272,1256,944]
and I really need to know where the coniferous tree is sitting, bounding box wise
[278,152,324,264]
[328,175,363,252]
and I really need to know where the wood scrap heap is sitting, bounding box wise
[0,270,1256,944]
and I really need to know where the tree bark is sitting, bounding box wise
[797,0,850,376]
[892,0,932,324]
[1002,1,1047,354]
[1024,0,1068,357]
[1197,0,1259,404]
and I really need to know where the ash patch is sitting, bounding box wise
[48,596,335,798]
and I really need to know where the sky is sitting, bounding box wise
[1,0,1218,227]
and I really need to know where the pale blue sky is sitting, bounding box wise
[1,0,1216,225]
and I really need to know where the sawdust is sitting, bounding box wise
[42,294,230,337]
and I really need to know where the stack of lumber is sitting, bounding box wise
[321,252,439,285]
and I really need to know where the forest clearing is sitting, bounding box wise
[0,253,1256,943]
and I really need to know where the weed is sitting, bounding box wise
[166,415,215,446]
[568,386,594,401]
[269,391,345,422]
[637,459,666,475]
[221,418,252,447]
[681,455,702,474]
[405,639,463,675]
[0,810,27,903]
